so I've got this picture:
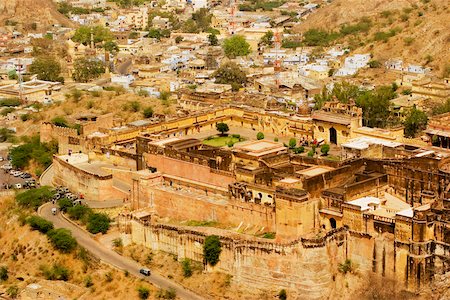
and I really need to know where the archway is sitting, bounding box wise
[330,218,337,229]
[329,127,337,144]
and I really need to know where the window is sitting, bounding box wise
[318,126,324,132]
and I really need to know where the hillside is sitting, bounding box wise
[294,0,450,75]
[0,0,72,28]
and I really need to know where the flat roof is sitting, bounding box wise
[346,196,380,211]
[342,137,403,150]
[296,165,334,177]
[234,140,286,157]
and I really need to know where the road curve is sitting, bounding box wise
[39,203,204,300]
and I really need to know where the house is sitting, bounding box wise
[152,16,171,29]
[111,74,135,89]
[385,58,403,71]
[0,78,62,103]
[406,64,430,75]
[335,54,370,77]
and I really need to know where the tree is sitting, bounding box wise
[6,285,18,299]
[204,235,221,266]
[216,123,229,135]
[27,216,54,234]
[321,144,330,156]
[16,186,55,210]
[148,28,162,40]
[0,266,8,282]
[29,56,63,82]
[67,205,92,223]
[278,289,287,300]
[208,33,218,46]
[257,132,264,140]
[143,106,154,118]
[137,286,150,299]
[259,31,274,47]
[52,116,69,127]
[182,259,193,277]
[72,25,113,46]
[0,128,15,143]
[222,35,251,58]
[72,58,105,83]
[288,138,296,148]
[404,106,428,138]
[86,213,110,234]
[58,198,73,212]
[47,228,78,253]
[213,62,247,91]
[103,41,119,54]
[175,36,183,44]
[192,8,212,32]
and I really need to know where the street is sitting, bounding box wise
[38,203,204,300]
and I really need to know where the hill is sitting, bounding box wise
[0,0,72,28]
[294,0,450,75]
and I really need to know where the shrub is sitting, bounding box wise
[52,116,69,127]
[86,213,110,234]
[0,98,21,107]
[278,289,287,300]
[26,216,54,234]
[67,205,92,223]
[16,186,55,210]
[231,134,240,139]
[138,286,150,299]
[143,106,154,118]
[256,132,264,140]
[0,266,8,281]
[112,238,123,248]
[84,275,93,287]
[288,138,296,148]
[105,271,113,282]
[6,285,19,298]
[368,60,381,68]
[203,235,221,266]
[262,232,275,239]
[227,141,234,147]
[321,144,330,156]
[20,114,30,121]
[127,101,141,112]
[274,137,279,142]
[156,288,176,299]
[182,259,192,277]
[307,150,315,157]
[57,198,73,212]
[293,146,305,154]
[41,263,70,281]
[47,228,77,253]
[338,259,353,274]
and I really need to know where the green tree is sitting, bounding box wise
[0,128,15,143]
[103,41,119,54]
[257,132,264,140]
[72,58,105,82]
[203,235,221,266]
[404,106,428,138]
[259,30,274,47]
[321,144,330,156]
[138,286,150,299]
[40,263,70,281]
[67,205,93,223]
[16,186,55,210]
[29,56,63,82]
[288,138,296,148]
[278,289,287,300]
[6,285,18,299]
[182,259,193,277]
[216,123,229,135]
[58,198,73,212]
[47,228,78,253]
[213,62,247,90]
[192,8,212,32]
[72,25,113,46]
[86,213,110,234]
[223,35,251,58]
[52,116,69,127]
[175,36,183,44]
[208,33,218,46]
[0,266,8,282]
[27,216,54,234]
[143,106,154,118]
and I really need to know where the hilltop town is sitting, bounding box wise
[0,0,449,299]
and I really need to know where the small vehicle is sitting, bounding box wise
[0,156,3,161]
[73,199,82,206]
[51,207,57,215]
[139,268,151,276]
[14,183,22,189]
[13,171,23,177]
[21,173,32,179]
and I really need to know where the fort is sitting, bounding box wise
[46,100,450,297]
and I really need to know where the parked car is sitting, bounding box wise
[21,173,32,179]
[52,207,57,215]
[0,156,3,161]
[14,183,22,189]
[139,268,151,276]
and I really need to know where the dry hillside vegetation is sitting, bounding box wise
[295,0,450,73]
[0,196,158,299]
[0,0,72,28]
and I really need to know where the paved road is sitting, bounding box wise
[117,59,132,75]
[39,203,204,300]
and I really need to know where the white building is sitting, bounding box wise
[111,74,135,89]
[335,54,370,77]
[406,64,430,75]
[385,58,403,71]
[191,0,209,11]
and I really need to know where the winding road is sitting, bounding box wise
[38,165,204,300]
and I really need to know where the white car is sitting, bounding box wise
[13,171,23,177]
[14,183,22,189]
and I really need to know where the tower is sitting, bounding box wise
[229,0,238,35]
[15,59,24,102]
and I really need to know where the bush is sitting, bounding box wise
[143,106,154,118]
[338,259,353,274]
[293,146,305,154]
[288,138,296,148]
[138,286,150,299]
[40,263,70,281]
[51,116,69,127]
[6,285,18,298]
[0,266,8,281]
[307,150,315,157]
[47,228,78,253]
[256,132,264,140]
[182,259,192,277]
[26,216,54,234]
[278,289,287,300]
[203,235,221,266]
[0,98,21,107]
[57,198,73,212]
[368,60,381,68]
[11,135,57,170]
[20,114,30,121]
[274,137,279,142]
[156,288,176,299]
[112,238,123,248]
[16,186,55,210]
[84,275,94,287]
[86,213,110,234]
[67,205,92,223]
[321,144,330,155]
